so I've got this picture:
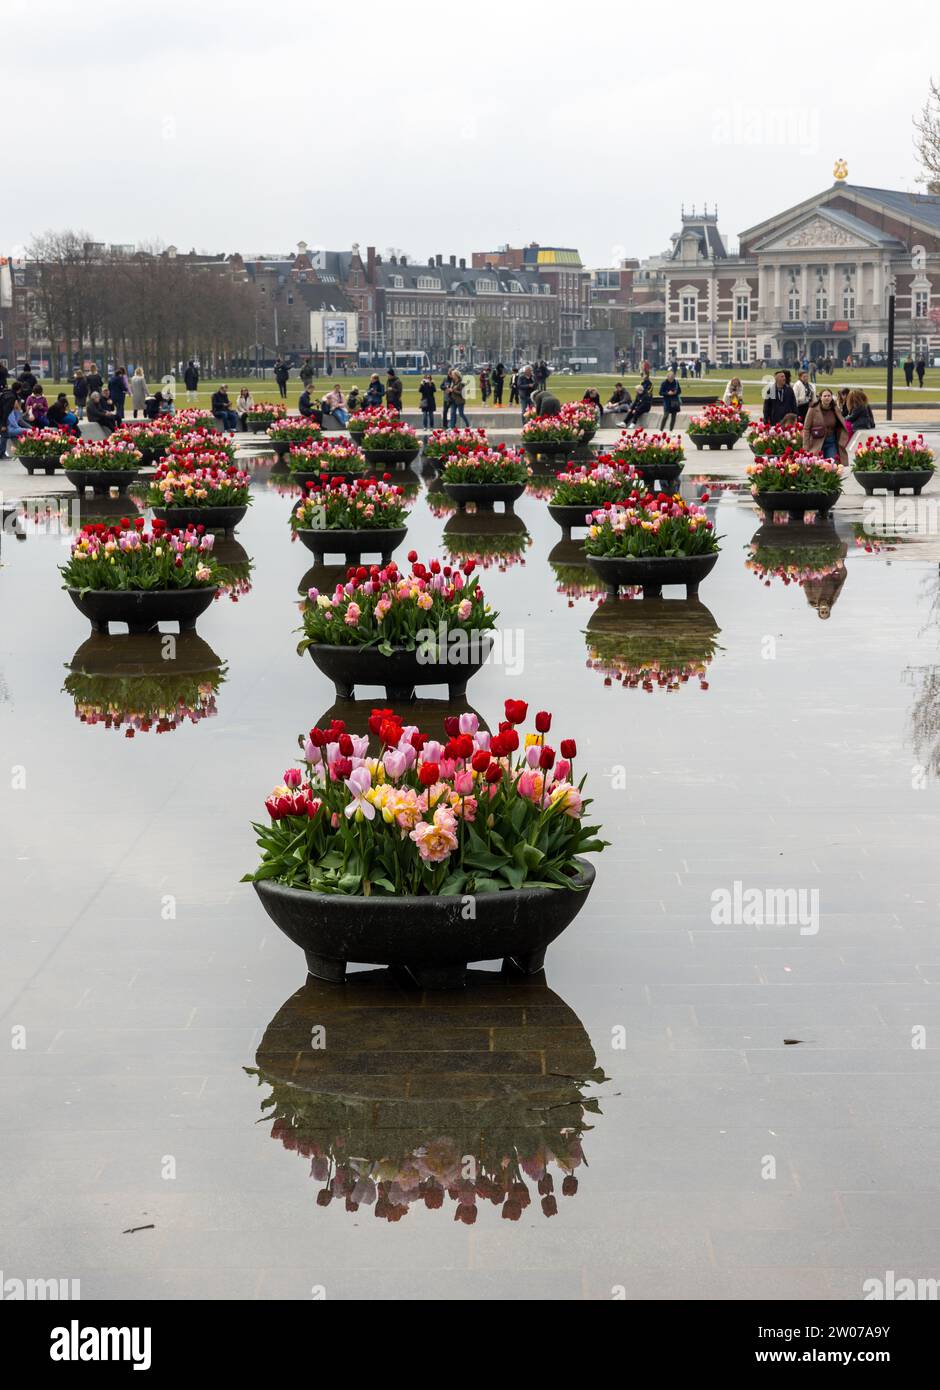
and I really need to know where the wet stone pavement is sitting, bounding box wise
[3,440,940,1301]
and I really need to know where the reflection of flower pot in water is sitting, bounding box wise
[548,537,617,602]
[248,968,605,1223]
[298,561,348,598]
[747,523,848,617]
[312,695,489,753]
[71,494,143,526]
[423,475,457,516]
[210,537,253,602]
[442,510,531,570]
[585,597,721,690]
[64,633,226,734]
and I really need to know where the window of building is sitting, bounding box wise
[914,287,930,317]
[417,276,440,291]
[788,288,800,319]
[734,293,749,322]
[391,275,404,289]
[814,288,828,319]
[681,292,697,323]
[842,287,856,319]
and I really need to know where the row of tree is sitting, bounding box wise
[25,231,263,380]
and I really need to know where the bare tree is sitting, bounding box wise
[914,79,940,193]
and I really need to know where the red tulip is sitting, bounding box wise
[560,739,577,759]
[504,699,528,725]
[539,745,555,770]
[418,761,439,787]
[471,749,490,773]
[535,711,552,733]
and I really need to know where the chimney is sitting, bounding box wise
[436,254,443,266]
[389,254,397,265]
[400,254,407,266]
[459,257,466,270]
[449,255,456,267]
[366,245,376,282]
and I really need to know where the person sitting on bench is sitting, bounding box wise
[298,387,323,425]
[211,385,239,432]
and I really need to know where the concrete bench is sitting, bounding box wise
[79,421,107,442]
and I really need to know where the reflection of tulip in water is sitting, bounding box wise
[63,634,226,735]
[248,969,607,1224]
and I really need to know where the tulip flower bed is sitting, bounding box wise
[360,422,421,465]
[14,428,77,472]
[300,556,492,655]
[440,446,529,486]
[166,429,237,465]
[61,519,218,591]
[348,406,401,435]
[522,401,597,447]
[584,493,719,598]
[853,434,934,472]
[688,402,749,449]
[291,477,410,533]
[244,697,604,898]
[146,461,252,508]
[245,402,287,429]
[171,410,217,433]
[585,494,719,559]
[747,420,803,456]
[62,440,143,471]
[287,440,369,479]
[852,433,935,495]
[747,451,843,520]
[111,423,176,463]
[421,428,488,460]
[550,462,645,507]
[608,431,685,491]
[747,451,842,494]
[267,418,322,446]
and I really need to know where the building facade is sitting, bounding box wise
[472,245,590,348]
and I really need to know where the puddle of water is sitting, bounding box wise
[3,463,940,1300]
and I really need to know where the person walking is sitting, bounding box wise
[492,362,505,407]
[449,369,469,427]
[479,366,490,404]
[903,352,915,386]
[274,357,291,400]
[509,367,519,406]
[300,356,314,389]
[419,372,436,429]
[183,360,199,404]
[659,369,682,429]
[236,387,254,430]
[802,386,849,466]
[108,366,130,423]
[385,369,403,412]
[793,370,815,422]
[916,354,926,388]
[130,367,148,418]
[844,388,875,431]
[516,365,536,418]
[762,369,797,426]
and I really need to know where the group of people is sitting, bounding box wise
[902,353,929,387]
[751,368,876,466]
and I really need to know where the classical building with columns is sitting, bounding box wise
[656,181,940,367]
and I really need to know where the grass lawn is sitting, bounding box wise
[36,366,940,412]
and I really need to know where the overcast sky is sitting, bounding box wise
[6,0,938,266]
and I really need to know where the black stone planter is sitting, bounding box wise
[852,469,934,496]
[690,432,741,451]
[753,488,841,520]
[547,502,598,539]
[245,419,279,433]
[442,481,526,513]
[18,455,64,475]
[253,858,595,988]
[66,585,218,635]
[306,634,493,701]
[294,526,407,565]
[585,551,719,599]
[361,446,421,467]
[65,468,139,496]
[269,437,321,461]
[151,504,248,534]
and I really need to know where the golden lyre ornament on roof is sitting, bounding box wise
[833,158,848,181]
